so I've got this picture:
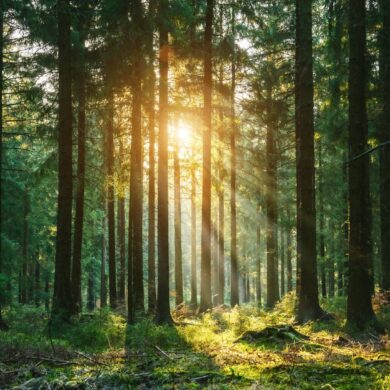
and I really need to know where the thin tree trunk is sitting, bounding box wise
[266,84,278,308]
[87,271,95,311]
[35,260,40,307]
[117,192,126,303]
[53,0,73,319]
[200,0,214,313]
[147,2,157,313]
[71,35,86,315]
[287,228,293,293]
[230,4,239,307]
[212,220,219,306]
[318,141,327,298]
[106,86,117,309]
[295,0,324,323]
[155,0,172,324]
[346,0,376,328]
[100,217,107,308]
[190,168,197,307]
[21,188,29,304]
[256,226,261,307]
[280,229,285,297]
[130,0,145,316]
[174,127,183,306]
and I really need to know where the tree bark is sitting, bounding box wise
[295,0,324,323]
[147,1,157,313]
[71,33,86,315]
[256,226,261,307]
[379,0,390,292]
[130,0,145,315]
[0,0,5,328]
[106,86,117,309]
[155,0,172,324]
[230,4,239,307]
[100,216,107,308]
[53,0,73,319]
[318,140,327,298]
[346,0,376,328]
[174,126,183,306]
[190,168,197,307]
[200,0,214,313]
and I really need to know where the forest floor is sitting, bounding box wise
[0,293,389,389]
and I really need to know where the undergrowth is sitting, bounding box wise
[0,293,388,389]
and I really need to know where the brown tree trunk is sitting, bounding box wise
[71,35,86,315]
[117,191,126,303]
[200,0,214,313]
[0,0,5,329]
[318,141,327,298]
[147,1,157,313]
[100,216,107,308]
[190,169,197,307]
[174,127,183,306]
[106,86,117,309]
[266,84,278,308]
[295,0,324,323]
[53,0,73,319]
[256,226,262,307]
[155,0,172,324]
[346,0,376,328]
[280,229,285,297]
[379,0,390,292]
[230,5,239,308]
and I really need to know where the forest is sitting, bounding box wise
[0,0,389,388]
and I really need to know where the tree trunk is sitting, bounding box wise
[174,127,183,306]
[155,0,172,324]
[200,0,214,313]
[106,86,117,309]
[35,260,40,307]
[117,192,126,303]
[130,0,145,316]
[230,5,239,308]
[87,271,95,311]
[256,226,261,307]
[0,0,5,328]
[52,0,73,319]
[21,188,29,304]
[100,216,107,308]
[71,35,86,315]
[147,2,157,313]
[266,84,278,308]
[190,169,197,307]
[286,227,293,293]
[318,141,327,298]
[346,0,375,328]
[280,229,285,297]
[295,0,324,323]
[379,0,390,292]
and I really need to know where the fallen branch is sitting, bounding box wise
[154,345,174,361]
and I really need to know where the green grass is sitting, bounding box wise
[0,294,389,389]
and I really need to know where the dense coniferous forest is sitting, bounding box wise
[0,0,389,388]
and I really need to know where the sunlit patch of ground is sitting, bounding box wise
[0,294,389,389]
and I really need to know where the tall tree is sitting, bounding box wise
[52,0,73,319]
[155,0,172,325]
[200,0,214,312]
[256,226,262,307]
[379,0,390,292]
[230,3,239,307]
[266,82,278,308]
[106,85,117,309]
[129,0,145,314]
[190,167,197,307]
[346,0,375,328]
[71,12,87,314]
[295,0,325,323]
[0,0,6,330]
[174,123,183,306]
[100,216,107,307]
[147,0,157,314]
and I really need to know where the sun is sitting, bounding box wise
[176,120,192,147]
